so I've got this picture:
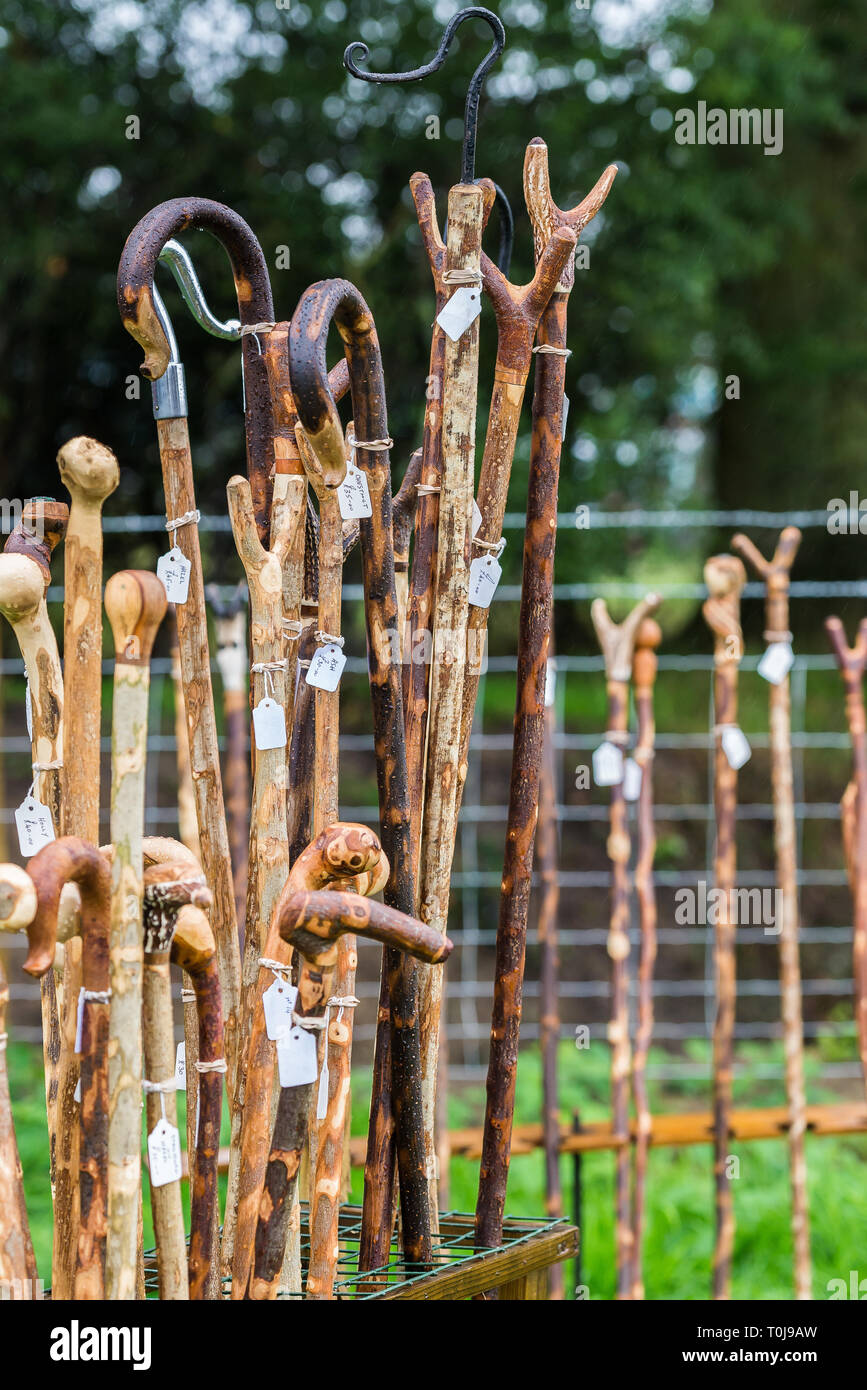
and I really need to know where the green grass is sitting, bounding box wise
[10,1037,865,1299]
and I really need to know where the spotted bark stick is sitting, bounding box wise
[630,617,662,1300]
[208,591,249,929]
[103,570,167,1300]
[168,607,200,858]
[0,865,39,1291]
[732,528,811,1300]
[537,648,562,1298]
[703,554,747,1300]
[24,838,112,1300]
[588,594,661,1297]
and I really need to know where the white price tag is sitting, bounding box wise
[156,547,192,604]
[757,642,794,686]
[623,757,643,802]
[471,499,482,540]
[593,740,624,787]
[25,679,32,740]
[544,659,557,709]
[74,987,86,1054]
[561,393,570,441]
[263,977,297,1041]
[468,554,502,609]
[436,287,481,342]
[306,643,347,692]
[175,1041,186,1090]
[252,697,287,750]
[277,1024,319,1089]
[721,725,751,770]
[337,462,372,520]
[15,796,55,857]
[147,1118,183,1188]
[74,1077,82,1104]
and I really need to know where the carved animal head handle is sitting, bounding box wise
[702,555,747,664]
[0,864,37,934]
[632,617,662,693]
[731,527,800,637]
[826,616,867,684]
[345,6,505,185]
[57,438,120,516]
[592,593,662,684]
[22,838,111,978]
[287,822,385,893]
[3,498,69,579]
[143,861,212,957]
[105,570,167,665]
[523,138,618,287]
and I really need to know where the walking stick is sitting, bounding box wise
[289,280,432,1266]
[170,903,224,1299]
[584,594,661,1296]
[141,862,212,1300]
[731,528,811,1299]
[0,864,39,1292]
[630,617,662,1301]
[24,838,112,1300]
[103,569,167,1299]
[227,823,386,1297]
[207,583,249,927]
[168,607,200,857]
[703,553,747,1300]
[826,615,867,1103]
[245,886,453,1300]
[118,202,276,1095]
[537,650,562,1298]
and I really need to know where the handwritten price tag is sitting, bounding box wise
[156,547,192,604]
[337,463,372,520]
[306,643,347,692]
[561,393,570,441]
[15,796,55,857]
[148,1118,183,1188]
[468,554,503,609]
[175,1041,186,1090]
[252,697,287,750]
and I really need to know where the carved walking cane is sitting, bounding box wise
[168,607,200,857]
[732,528,811,1299]
[537,651,562,1298]
[227,823,386,1297]
[826,616,867,1104]
[245,886,453,1300]
[103,570,167,1299]
[585,594,660,1297]
[206,585,249,928]
[24,838,112,1300]
[289,279,432,1267]
[630,617,662,1300]
[141,862,212,1300]
[703,554,747,1300]
[0,865,39,1292]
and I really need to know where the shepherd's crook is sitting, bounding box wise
[732,528,811,1300]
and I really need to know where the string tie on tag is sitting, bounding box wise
[473,535,506,558]
[603,729,630,746]
[165,509,200,533]
[82,988,111,1004]
[347,434,393,452]
[313,631,344,648]
[415,483,441,496]
[181,988,196,1004]
[251,659,287,701]
[442,268,482,286]
[259,956,291,977]
[142,1078,177,1093]
[292,1012,328,1032]
[532,343,572,357]
[239,321,276,354]
[195,1058,228,1074]
[29,760,63,798]
[282,618,304,639]
[316,996,360,1120]
[763,629,793,644]
[713,723,739,735]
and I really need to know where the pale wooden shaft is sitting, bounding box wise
[143,956,189,1300]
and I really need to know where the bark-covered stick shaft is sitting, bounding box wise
[537,651,562,1298]
[0,867,39,1289]
[212,605,249,930]
[703,554,747,1300]
[143,954,188,1299]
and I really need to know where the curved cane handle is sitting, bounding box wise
[57,437,120,512]
[105,570,167,666]
[23,839,110,978]
[277,889,453,966]
[826,616,867,679]
[170,903,216,975]
[0,864,37,933]
[3,498,69,580]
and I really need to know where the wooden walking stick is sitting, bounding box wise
[168,607,200,857]
[207,583,249,927]
[103,569,167,1300]
[24,837,112,1300]
[537,651,562,1298]
[170,903,224,1300]
[227,823,386,1298]
[0,864,39,1292]
[732,528,811,1299]
[584,594,661,1297]
[630,617,662,1301]
[141,862,212,1301]
[245,887,453,1301]
[289,279,432,1267]
[703,553,748,1300]
[826,615,867,1104]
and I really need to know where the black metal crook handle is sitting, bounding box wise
[344,6,505,185]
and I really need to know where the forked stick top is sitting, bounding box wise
[57,436,120,506]
[523,138,618,287]
[105,569,167,665]
[731,526,801,590]
[0,864,37,933]
[632,617,663,691]
[826,616,867,681]
[592,593,662,683]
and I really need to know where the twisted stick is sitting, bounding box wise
[703,553,747,1299]
[630,617,662,1300]
[732,528,810,1299]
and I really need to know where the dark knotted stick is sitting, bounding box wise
[587,594,661,1297]
[207,585,249,928]
[630,618,662,1301]
[536,650,562,1298]
[170,903,224,1300]
[142,863,212,1300]
[826,616,867,1106]
[246,889,452,1301]
[103,570,167,1300]
[289,279,431,1268]
[0,865,39,1291]
[24,838,112,1300]
[703,554,747,1300]
[227,823,386,1298]
[732,528,811,1300]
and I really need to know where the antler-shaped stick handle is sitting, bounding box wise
[591,593,662,684]
[523,138,618,292]
[826,616,867,683]
[731,527,800,639]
